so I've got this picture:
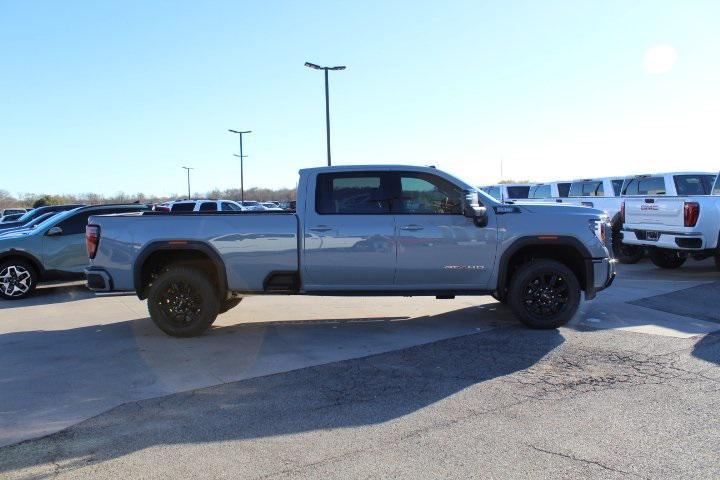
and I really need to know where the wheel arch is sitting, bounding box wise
[133,241,228,300]
[0,250,45,279]
[495,236,593,301]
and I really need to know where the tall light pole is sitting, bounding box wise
[304,62,346,166]
[181,166,193,199]
[228,129,251,203]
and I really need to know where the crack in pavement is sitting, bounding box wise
[529,445,651,479]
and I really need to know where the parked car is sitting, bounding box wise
[527,181,572,201]
[0,204,149,299]
[239,200,267,211]
[0,213,24,223]
[0,211,60,236]
[86,164,614,337]
[621,171,720,270]
[479,184,532,202]
[0,204,85,231]
[154,200,244,212]
[261,202,284,211]
[1,208,27,217]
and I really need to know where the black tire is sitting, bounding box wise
[0,258,38,300]
[219,297,243,314]
[612,227,643,264]
[147,266,220,337]
[648,248,686,269]
[507,259,581,329]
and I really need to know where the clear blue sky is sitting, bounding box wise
[2,1,720,196]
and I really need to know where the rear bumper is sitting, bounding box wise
[621,229,705,250]
[585,257,615,300]
[85,267,113,292]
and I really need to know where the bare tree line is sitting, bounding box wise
[0,187,297,209]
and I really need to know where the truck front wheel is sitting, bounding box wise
[648,248,686,269]
[147,266,220,337]
[507,259,580,329]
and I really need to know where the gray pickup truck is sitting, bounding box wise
[86,165,615,337]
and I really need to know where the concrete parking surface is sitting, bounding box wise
[1,260,719,479]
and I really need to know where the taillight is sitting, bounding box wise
[684,202,699,227]
[620,202,625,224]
[86,224,100,259]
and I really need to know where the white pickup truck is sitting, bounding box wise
[479,184,531,202]
[621,172,719,269]
[527,181,571,201]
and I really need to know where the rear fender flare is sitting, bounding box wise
[133,241,228,298]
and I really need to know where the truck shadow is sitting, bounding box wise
[0,306,564,474]
[692,332,720,365]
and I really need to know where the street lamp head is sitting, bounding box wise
[305,62,346,71]
[181,166,193,170]
[229,129,251,134]
[233,154,248,158]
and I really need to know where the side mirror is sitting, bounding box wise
[46,226,63,236]
[463,191,489,227]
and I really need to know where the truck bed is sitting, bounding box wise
[88,212,299,293]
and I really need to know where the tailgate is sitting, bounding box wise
[624,198,685,227]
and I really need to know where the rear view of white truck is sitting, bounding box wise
[621,172,720,269]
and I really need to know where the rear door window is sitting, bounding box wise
[674,175,716,195]
[199,202,217,212]
[611,180,624,196]
[580,181,603,196]
[171,202,195,212]
[316,172,390,214]
[557,183,570,197]
[529,185,551,198]
[506,186,530,199]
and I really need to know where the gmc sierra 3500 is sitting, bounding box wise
[85,165,615,337]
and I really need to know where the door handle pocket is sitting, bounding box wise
[309,225,333,232]
[400,224,424,231]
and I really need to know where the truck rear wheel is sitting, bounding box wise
[147,266,220,337]
[507,259,580,329]
[648,248,686,269]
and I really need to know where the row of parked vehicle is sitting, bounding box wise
[0,198,295,300]
[480,171,718,265]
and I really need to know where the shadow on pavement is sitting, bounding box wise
[0,283,93,309]
[692,332,720,365]
[0,309,563,475]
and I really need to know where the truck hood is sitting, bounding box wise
[513,202,606,218]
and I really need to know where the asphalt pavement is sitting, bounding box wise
[0,259,719,479]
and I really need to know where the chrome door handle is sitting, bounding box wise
[400,224,424,231]
[309,225,333,232]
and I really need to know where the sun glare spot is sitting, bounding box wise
[643,44,677,75]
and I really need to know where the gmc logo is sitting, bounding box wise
[640,204,659,211]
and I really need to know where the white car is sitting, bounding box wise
[479,184,532,202]
[155,199,245,212]
[621,172,720,270]
[239,201,268,211]
[261,202,284,211]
